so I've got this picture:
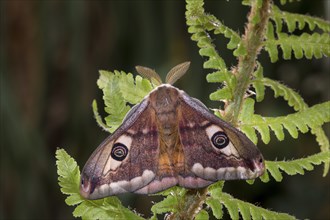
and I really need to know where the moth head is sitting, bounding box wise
[205,124,265,178]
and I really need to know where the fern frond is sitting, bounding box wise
[115,71,153,104]
[56,149,81,204]
[252,77,307,111]
[187,2,245,58]
[151,187,186,219]
[56,149,143,220]
[265,32,330,62]
[186,0,242,103]
[206,197,223,219]
[263,151,330,182]
[239,99,330,144]
[186,10,227,71]
[252,63,265,102]
[97,70,131,132]
[92,100,111,132]
[208,191,295,220]
[265,22,279,62]
[195,210,209,220]
[95,70,153,132]
[272,6,330,33]
[311,127,330,176]
[279,0,304,5]
[250,77,329,174]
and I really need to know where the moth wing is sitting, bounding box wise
[80,99,161,199]
[177,92,264,186]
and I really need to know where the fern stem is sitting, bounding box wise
[167,188,208,220]
[225,0,271,125]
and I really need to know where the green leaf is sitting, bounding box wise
[218,193,295,220]
[151,195,179,215]
[195,210,209,220]
[92,100,111,132]
[73,197,143,220]
[260,77,307,111]
[209,87,233,101]
[117,71,153,104]
[252,63,265,102]
[311,127,330,176]
[97,70,131,132]
[56,149,144,220]
[279,0,302,5]
[56,149,80,198]
[95,70,153,132]
[265,32,330,61]
[237,202,251,220]
[264,151,330,182]
[240,100,330,144]
[151,187,186,218]
[272,6,330,32]
[206,197,223,219]
[265,22,279,63]
[206,70,231,83]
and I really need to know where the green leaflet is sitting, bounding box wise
[150,187,186,219]
[255,77,307,111]
[151,196,179,216]
[272,6,330,33]
[186,0,241,107]
[208,192,295,220]
[252,63,265,102]
[94,70,153,132]
[195,210,209,220]
[263,151,330,182]
[55,149,144,220]
[56,149,80,199]
[250,76,329,175]
[92,100,111,132]
[265,24,329,62]
[239,99,330,144]
[279,0,301,5]
[311,127,330,176]
[206,197,223,219]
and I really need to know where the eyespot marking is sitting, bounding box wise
[205,125,239,157]
[111,143,128,161]
[211,131,229,149]
[103,135,132,174]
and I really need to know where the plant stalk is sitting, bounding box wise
[225,0,271,125]
[175,1,272,219]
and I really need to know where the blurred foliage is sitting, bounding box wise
[1,0,329,220]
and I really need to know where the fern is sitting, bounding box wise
[272,5,330,33]
[239,99,330,144]
[265,5,330,62]
[279,0,302,5]
[150,187,186,219]
[265,30,330,61]
[56,149,143,220]
[261,151,330,182]
[94,70,153,132]
[186,0,240,102]
[56,0,330,219]
[207,182,295,219]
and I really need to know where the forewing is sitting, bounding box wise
[177,92,264,186]
[80,99,160,199]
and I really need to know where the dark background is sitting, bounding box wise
[1,1,329,219]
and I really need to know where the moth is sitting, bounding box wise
[80,62,265,199]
